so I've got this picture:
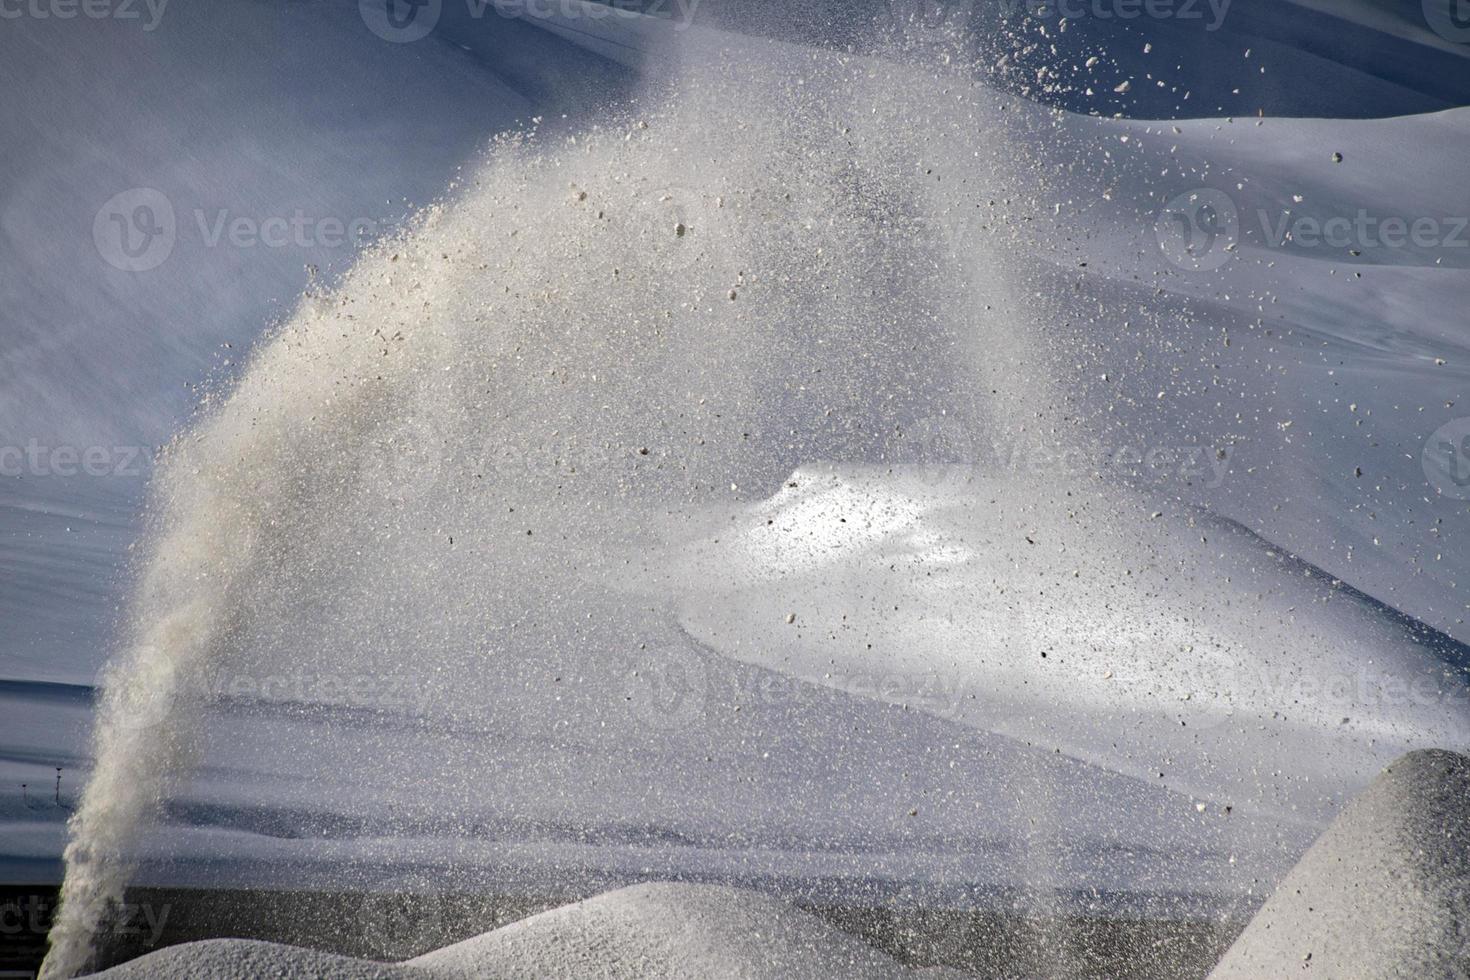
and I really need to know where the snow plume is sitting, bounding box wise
[41,35,1053,978]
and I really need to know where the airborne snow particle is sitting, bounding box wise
[785,613,796,624]
[1114,81,1131,94]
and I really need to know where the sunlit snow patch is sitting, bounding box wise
[632,466,1470,822]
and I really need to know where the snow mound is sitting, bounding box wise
[85,884,959,980]
[84,939,409,980]
[1209,749,1470,979]
[412,882,961,979]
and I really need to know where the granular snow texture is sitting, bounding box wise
[1209,749,1470,979]
[89,939,407,979]
[86,883,963,979]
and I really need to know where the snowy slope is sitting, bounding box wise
[1210,749,1470,979]
[637,466,1470,823]
[411,883,966,979]
[5,4,1470,971]
[1027,106,1470,644]
[84,883,965,979]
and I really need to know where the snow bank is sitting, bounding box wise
[1209,749,1470,979]
[86,939,408,980]
[85,883,961,980]
[412,882,963,979]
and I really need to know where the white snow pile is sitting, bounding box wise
[1209,749,1470,979]
[85,882,962,980]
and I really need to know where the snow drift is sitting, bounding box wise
[1209,748,1470,978]
[83,883,964,980]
